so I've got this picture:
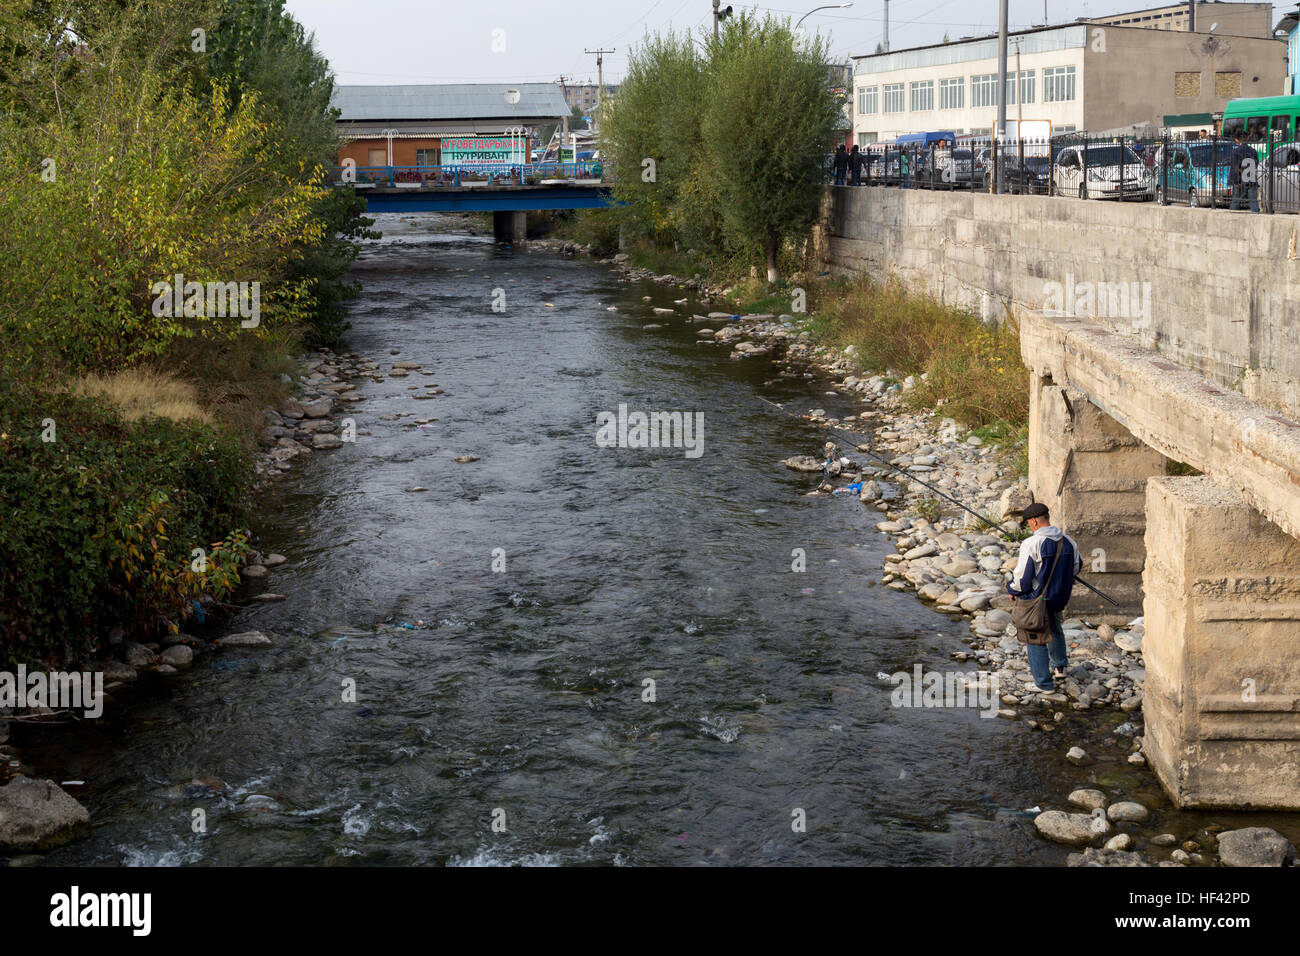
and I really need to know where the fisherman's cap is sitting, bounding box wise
[1022,502,1049,521]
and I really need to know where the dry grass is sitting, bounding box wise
[815,274,1029,430]
[70,327,298,445]
[74,368,213,425]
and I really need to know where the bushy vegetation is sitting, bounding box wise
[0,0,369,666]
[812,274,1030,432]
[0,378,252,668]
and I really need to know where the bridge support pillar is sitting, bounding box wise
[493,210,527,244]
[1028,372,1164,621]
[1142,476,1300,808]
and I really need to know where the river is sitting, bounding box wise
[28,213,1287,867]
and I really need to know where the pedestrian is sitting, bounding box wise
[849,144,864,186]
[1008,502,1082,692]
[833,144,848,186]
[900,148,910,189]
[1229,130,1260,213]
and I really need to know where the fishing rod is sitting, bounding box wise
[759,396,1120,606]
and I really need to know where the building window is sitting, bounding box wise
[1043,65,1076,103]
[1175,71,1202,97]
[883,83,905,113]
[910,79,934,112]
[1020,70,1035,105]
[1215,71,1242,98]
[859,85,878,115]
[971,73,998,108]
[415,149,439,167]
[939,76,964,110]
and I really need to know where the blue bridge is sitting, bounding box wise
[333,164,619,240]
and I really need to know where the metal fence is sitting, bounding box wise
[828,132,1300,214]
[331,162,605,187]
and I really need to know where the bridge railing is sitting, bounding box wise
[332,162,605,187]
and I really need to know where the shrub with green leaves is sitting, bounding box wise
[0,379,252,669]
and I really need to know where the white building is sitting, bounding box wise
[851,4,1283,144]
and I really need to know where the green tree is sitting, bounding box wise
[602,29,720,248]
[204,0,376,345]
[702,14,840,280]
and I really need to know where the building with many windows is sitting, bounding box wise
[851,5,1284,143]
[560,82,619,118]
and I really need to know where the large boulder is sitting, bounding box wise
[160,645,194,669]
[998,484,1034,519]
[300,397,334,419]
[216,630,273,648]
[1034,809,1111,846]
[1067,789,1108,811]
[1216,827,1297,867]
[781,456,823,473]
[0,778,91,851]
[1106,801,1150,823]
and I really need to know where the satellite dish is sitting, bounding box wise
[1210,22,1218,31]
[504,88,521,105]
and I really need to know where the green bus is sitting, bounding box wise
[1221,95,1300,158]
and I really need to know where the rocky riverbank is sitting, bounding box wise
[0,345,396,853]
[590,250,1298,867]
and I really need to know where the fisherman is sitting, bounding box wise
[1008,502,1082,692]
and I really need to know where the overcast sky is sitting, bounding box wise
[284,1,1295,86]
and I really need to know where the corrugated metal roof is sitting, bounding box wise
[332,83,569,122]
[340,122,531,138]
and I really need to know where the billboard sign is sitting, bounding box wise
[442,135,527,166]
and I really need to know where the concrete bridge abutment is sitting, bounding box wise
[1142,476,1300,809]
[492,210,527,244]
[1019,309,1300,810]
[1028,372,1164,622]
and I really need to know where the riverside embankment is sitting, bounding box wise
[4,212,1298,866]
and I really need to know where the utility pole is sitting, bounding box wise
[712,1,733,40]
[995,0,1008,193]
[1014,38,1024,172]
[884,0,889,51]
[584,48,614,119]
[557,76,569,147]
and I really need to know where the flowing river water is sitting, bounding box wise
[25,213,1300,866]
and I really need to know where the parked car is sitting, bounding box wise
[982,154,1052,194]
[876,148,901,182]
[955,148,977,182]
[1053,143,1153,200]
[1152,140,1234,207]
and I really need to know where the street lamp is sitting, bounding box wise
[796,2,853,30]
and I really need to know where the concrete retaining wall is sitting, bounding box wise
[820,187,1300,419]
